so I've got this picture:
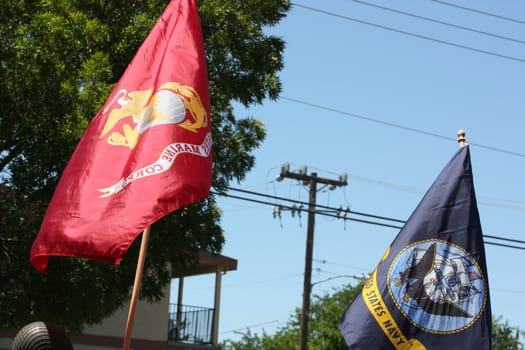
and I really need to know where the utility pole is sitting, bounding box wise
[277,164,347,350]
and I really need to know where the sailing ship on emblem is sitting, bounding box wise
[388,240,486,333]
[395,242,482,317]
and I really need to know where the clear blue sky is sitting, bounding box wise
[171,0,525,343]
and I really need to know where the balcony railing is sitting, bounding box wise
[168,303,215,345]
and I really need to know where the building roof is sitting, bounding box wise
[172,251,237,278]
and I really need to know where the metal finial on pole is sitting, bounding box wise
[457,129,467,148]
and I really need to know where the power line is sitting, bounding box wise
[431,0,525,25]
[228,187,406,224]
[291,3,525,63]
[223,272,304,288]
[482,240,525,250]
[216,191,405,228]
[349,0,525,44]
[300,166,525,210]
[220,320,281,335]
[285,167,525,211]
[280,96,525,158]
[226,188,525,242]
[313,258,370,273]
[215,187,525,251]
[484,234,525,245]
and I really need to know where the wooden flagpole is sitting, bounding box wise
[122,225,151,350]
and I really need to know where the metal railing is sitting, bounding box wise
[168,303,215,345]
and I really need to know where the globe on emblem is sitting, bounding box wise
[136,89,187,134]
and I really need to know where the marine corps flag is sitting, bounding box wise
[30,0,211,272]
[339,145,492,349]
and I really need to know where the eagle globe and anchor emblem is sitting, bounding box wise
[388,239,487,334]
[99,81,208,149]
[95,81,211,197]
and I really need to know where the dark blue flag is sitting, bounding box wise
[339,145,492,350]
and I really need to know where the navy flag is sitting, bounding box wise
[339,145,492,349]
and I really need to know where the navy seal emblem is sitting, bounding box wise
[388,239,487,334]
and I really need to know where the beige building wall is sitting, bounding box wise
[82,284,170,342]
[0,284,171,350]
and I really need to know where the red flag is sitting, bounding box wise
[30,0,211,272]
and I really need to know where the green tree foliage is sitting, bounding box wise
[0,0,290,332]
[223,283,524,350]
[493,317,524,350]
[223,283,363,350]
